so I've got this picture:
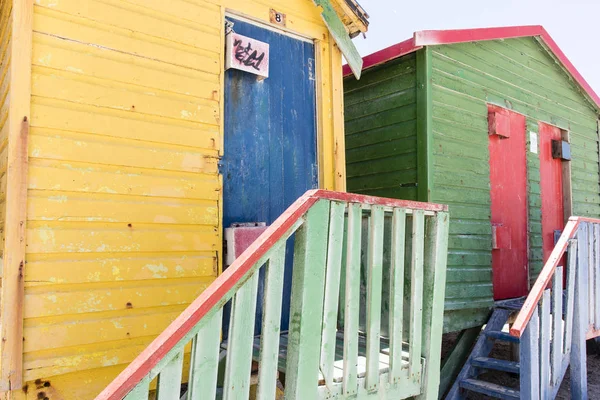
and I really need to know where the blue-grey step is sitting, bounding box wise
[485,330,520,343]
[460,378,520,400]
[471,357,520,374]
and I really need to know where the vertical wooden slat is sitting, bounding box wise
[319,202,346,390]
[187,310,223,400]
[571,223,589,400]
[564,239,578,355]
[585,223,596,326]
[257,245,286,400]
[124,376,151,400]
[156,351,184,400]
[337,218,349,330]
[365,205,385,390]
[223,273,260,400]
[540,290,551,399]
[552,266,564,386]
[342,203,362,395]
[389,208,407,384]
[409,210,425,379]
[595,224,600,330]
[415,211,450,400]
[0,0,33,389]
[520,307,540,400]
[284,200,330,400]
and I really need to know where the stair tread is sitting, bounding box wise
[472,357,520,374]
[460,378,520,400]
[485,330,520,343]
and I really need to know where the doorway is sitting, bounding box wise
[221,16,318,331]
[488,105,529,300]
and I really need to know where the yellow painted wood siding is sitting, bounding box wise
[7,0,346,398]
[0,0,11,265]
[25,0,222,387]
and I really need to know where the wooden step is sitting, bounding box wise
[460,378,520,400]
[485,330,520,343]
[471,357,520,374]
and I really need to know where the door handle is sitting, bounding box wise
[492,223,512,250]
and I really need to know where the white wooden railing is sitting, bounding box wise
[512,217,600,399]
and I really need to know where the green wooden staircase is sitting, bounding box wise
[94,190,450,400]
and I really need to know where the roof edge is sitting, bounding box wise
[343,25,600,111]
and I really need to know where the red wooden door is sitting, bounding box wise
[539,122,565,262]
[488,105,529,300]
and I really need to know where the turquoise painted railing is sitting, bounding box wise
[512,216,600,399]
[95,190,449,400]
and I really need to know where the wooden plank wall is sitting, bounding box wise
[344,54,419,201]
[0,0,11,263]
[24,0,223,394]
[429,37,600,332]
[7,0,345,398]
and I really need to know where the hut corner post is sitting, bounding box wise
[0,0,32,393]
[416,47,432,203]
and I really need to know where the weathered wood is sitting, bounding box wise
[595,224,600,330]
[365,205,385,390]
[257,245,286,400]
[571,223,589,400]
[551,266,564,387]
[0,0,33,389]
[187,310,222,400]
[409,210,425,379]
[389,208,407,383]
[342,203,362,395]
[223,273,260,400]
[438,327,481,399]
[416,211,450,400]
[540,290,551,399]
[446,308,511,400]
[564,239,578,355]
[589,222,596,328]
[284,200,330,400]
[416,47,433,202]
[520,307,540,400]
[320,202,346,391]
[124,377,151,400]
[156,351,184,400]
[511,219,579,337]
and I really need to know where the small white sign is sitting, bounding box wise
[226,33,270,78]
[530,131,538,154]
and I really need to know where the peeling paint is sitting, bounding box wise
[66,66,84,74]
[147,263,168,279]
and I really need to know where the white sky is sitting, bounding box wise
[352,0,600,95]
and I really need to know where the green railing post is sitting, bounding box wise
[284,199,331,400]
[416,211,449,400]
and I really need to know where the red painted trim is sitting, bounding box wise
[343,37,420,77]
[344,25,600,110]
[95,190,447,400]
[413,25,544,47]
[587,327,600,340]
[510,218,579,337]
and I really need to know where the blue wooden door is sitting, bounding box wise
[222,18,318,332]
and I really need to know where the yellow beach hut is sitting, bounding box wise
[0,0,368,398]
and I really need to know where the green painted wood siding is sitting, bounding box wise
[429,37,600,331]
[344,53,419,200]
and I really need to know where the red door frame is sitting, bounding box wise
[488,105,529,300]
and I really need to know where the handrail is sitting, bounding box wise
[95,189,448,400]
[511,216,600,337]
